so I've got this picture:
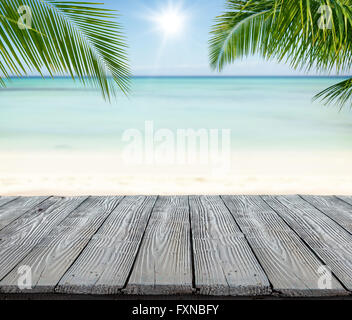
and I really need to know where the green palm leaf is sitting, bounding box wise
[0,0,130,100]
[210,0,352,107]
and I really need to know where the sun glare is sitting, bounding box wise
[151,4,186,37]
[157,11,183,35]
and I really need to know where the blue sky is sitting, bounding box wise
[104,0,324,76]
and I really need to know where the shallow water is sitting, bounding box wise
[1,76,351,152]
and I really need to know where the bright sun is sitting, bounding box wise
[157,11,183,35]
[151,4,186,37]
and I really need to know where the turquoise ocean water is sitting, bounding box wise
[1,77,352,152]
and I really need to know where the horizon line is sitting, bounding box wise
[7,75,352,79]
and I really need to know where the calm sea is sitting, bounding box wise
[1,77,352,152]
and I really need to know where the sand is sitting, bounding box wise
[0,151,351,196]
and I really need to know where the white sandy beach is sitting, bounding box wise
[1,151,351,196]
[3,77,352,196]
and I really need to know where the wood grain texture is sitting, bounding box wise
[0,195,351,298]
[301,195,352,235]
[0,197,116,293]
[263,195,352,292]
[0,197,18,208]
[338,196,352,207]
[0,197,49,231]
[0,197,66,282]
[125,196,193,295]
[223,196,346,297]
[190,196,271,296]
[57,196,157,295]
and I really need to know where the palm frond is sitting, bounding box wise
[210,0,352,107]
[314,78,352,108]
[0,0,130,100]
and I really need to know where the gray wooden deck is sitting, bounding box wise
[0,195,352,298]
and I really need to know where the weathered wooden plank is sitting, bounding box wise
[337,196,352,207]
[189,196,270,296]
[0,197,18,208]
[0,197,77,282]
[0,196,124,293]
[263,195,352,292]
[0,197,49,231]
[301,195,352,235]
[0,194,350,298]
[56,196,157,295]
[125,196,193,295]
[223,195,346,297]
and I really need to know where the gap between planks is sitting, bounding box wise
[0,195,351,298]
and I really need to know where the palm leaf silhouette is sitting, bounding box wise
[0,0,130,100]
[210,0,352,108]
